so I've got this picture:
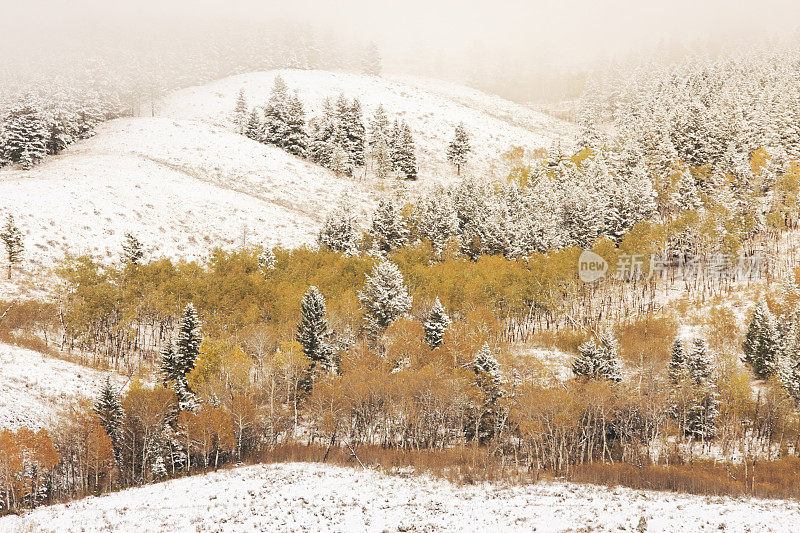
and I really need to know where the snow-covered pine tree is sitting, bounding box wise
[358,259,413,336]
[397,122,418,180]
[0,214,24,279]
[232,89,249,135]
[743,299,780,379]
[447,123,472,176]
[668,338,689,384]
[244,108,263,141]
[369,198,408,254]
[318,200,360,255]
[258,247,276,273]
[685,338,719,440]
[423,297,451,349]
[161,304,203,409]
[345,98,365,168]
[284,93,309,157]
[367,105,393,178]
[94,378,124,465]
[296,286,334,390]
[263,76,291,147]
[412,186,459,255]
[470,342,504,442]
[572,332,622,382]
[2,101,48,169]
[122,232,144,265]
[362,41,382,76]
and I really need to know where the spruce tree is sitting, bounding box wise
[447,123,472,176]
[572,332,623,382]
[161,304,203,409]
[318,200,360,255]
[284,94,309,157]
[1,102,48,168]
[263,76,290,147]
[358,259,413,336]
[122,232,144,265]
[423,297,451,349]
[258,247,276,273]
[94,378,124,465]
[397,122,418,180]
[470,342,503,443]
[244,108,263,141]
[296,286,334,390]
[685,338,719,440]
[367,105,393,178]
[0,214,24,279]
[369,199,408,254]
[232,89,249,135]
[743,299,780,379]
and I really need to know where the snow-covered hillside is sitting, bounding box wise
[0,343,126,430]
[157,69,576,181]
[3,462,798,532]
[0,117,376,275]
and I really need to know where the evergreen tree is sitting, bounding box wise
[469,342,503,443]
[263,76,308,156]
[367,105,393,178]
[358,259,413,336]
[396,122,418,180]
[284,94,308,157]
[122,232,144,265]
[244,108,263,141]
[162,304,203,409]
[2,102,48,168]
[362,41,382,76]
[318,200,360,255]
[232,89,249,135]
[685,338,719,440]
[296,286,334,390]
[423,297,451,349]
[413,187,459,255]
[447,123,472,175]
[743,299,780,379]
[344,98,365,168]
[572,333,622,382]
[0,214,24,279]
[369,199,408,254]
[258,247,276,273]
[94,378,124,465]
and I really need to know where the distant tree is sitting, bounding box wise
[743,299,780,379]
[423,297,451,349]
[232,89,249,134]
[572,333,622,382]
[359,259,413,336]
[447,123,472,175]
[362,41,382,76]
[0,214,24,279]
[296,286,334,391]
[122,232,144,265]
[244,108,263,141]
[1,102,48,169]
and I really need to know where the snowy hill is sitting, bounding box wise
[0,343,127,430]
[0,116,376,279]
[3,462,798,532]
[157,69,576,181]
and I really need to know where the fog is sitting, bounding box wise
[2,0,800,101]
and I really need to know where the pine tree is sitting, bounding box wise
[318,200,360,255]
[161,304,203,409]
[2,102,48,168]
[284,94,308,157]
[362,41,382,76]
[232,89,249,135]
[358,259,413,336]
[423,297,451,349]
[369,199,408,254]
[296,286,334,390]
[413,187,459,255]
[94,378,124,465]
[244,108,262,141]
[122,232,144,265]
[447,123,471,175]
[0,214,24,279]
[743,299,780,379]
[470,342,503,443]
[397,122,418,180]
[263,76,308,156]
[345,98,365,168]
[367,105,393,178]
[572,333,623,382]
[258,247,276,273]
[685,338,719,440]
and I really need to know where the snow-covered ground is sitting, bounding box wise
[2,462,798,532]
[0,342,126,430]
[157,69,576,182]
